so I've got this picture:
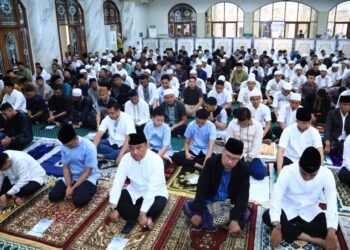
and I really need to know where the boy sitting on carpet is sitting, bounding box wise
[49,125,99,207]
[183,138,252,234]
[263,147,338,249]
[0,150,46,207]
[109,133,168,230]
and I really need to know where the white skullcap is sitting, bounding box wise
[79,69,87,73]
[127,58,132,63]
[72,88,82,97]
[273,60,279,64]
[196,62,203,66]
[288,60,295,64]
[144,69,151,74]
[102,56,107,60]
[280,59,286,64]
[294,65,302,70]
[249,89,261,98]
[190,69,197,75]
[120,58,126,63]
[220,59,226,63]
[164,88,175,96]
[332,63,339,68]
[85,65,92,69]
[253,59,259,63]
[247,76,256,82]
[274,70,283,75]
[198,51,203,54]
[107,58,112,62]
[116,62,122,66]
[201,58,207,63]
[332,58,338,63]
[301,53,308,57]
[238,59,244,63]
[218,75,226,81]
[223,54,229,58]
[89,58,95,62]
[290,93,301,101]
[166,69,174,74]
[283,82,292,90]
[319,65,328,71]
[101,65,108,70]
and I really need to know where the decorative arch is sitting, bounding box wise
[253,1,318,38]
[0,0,34,72]
[327,1,350,38]
[103,0,122,34]
[168,3,196,37]
[55,0,87,61]
[205,2,244,38]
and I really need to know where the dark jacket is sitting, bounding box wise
[110,83,131,107]
[324,108,350,143]
[192,154,250,221]
[4,111,33,150]
[160,100,186,125]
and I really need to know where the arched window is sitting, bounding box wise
[168,4,196,37]
[328,1,350,38]
[0,0,33,72]
[205,2,244,37]
[55,0,87,60]
[253,1,318,38]
[103,0,122,34]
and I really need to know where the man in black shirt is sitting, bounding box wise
[110,74,131,110]
[69,88,95,130]
[47,85,70,127]
[181,76,204,117]
[24,85,46,123]
[0,103,33,150]
[63,68,77,88]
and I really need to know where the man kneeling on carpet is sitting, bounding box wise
[0,150,46,207]
[183,138,252,234]
[49,125,99,207]
[263,147,338,249]
[109,132,168,230]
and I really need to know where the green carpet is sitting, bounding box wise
[32,125,91,138]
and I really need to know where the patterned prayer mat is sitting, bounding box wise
[339,215,350,249]
[0,177,56,224]
[32,125,91,139]
[331,169,350,214]
[98,159,118,181]
[0,238,41,250]
[0,181,112,250]
[69,195,186,249]
[160,203,257,250]
[254,206,346,250]
[166,166,200,199]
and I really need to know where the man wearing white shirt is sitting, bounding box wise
[93,101,136,164]
[201,58,212,80]
[115,62,128,80]
[137,75,157,107]
[327,64,342,87]
[290,65,306,92]
[167,69,180,91]
[339,134,350,185]
[212,75,233,94]
[276,108,323,175]
[316,65,333,89]
[109,133,168,229]
[125,90,150,134]
[247,89,272,139]
[90,58,101,76]
[237,76,262,108]
[249,60,265,79]
[285,61,295,81]
[2,79,26,112]
[240,73,261,90]
[272,82,292,118]
[0,150,45,207]
[263,147,338,249]
[273,93,302,139]
[265,71,286,105]
[208,80,233,116]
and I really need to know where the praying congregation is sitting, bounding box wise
[1,0,350,249]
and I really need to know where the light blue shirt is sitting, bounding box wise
[61,137,99,185]
[184,120,216,155]
[144,121,172,155]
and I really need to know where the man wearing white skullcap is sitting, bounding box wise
[265,71,287,105]
[316,65,332,89]
[272,82,293,118]
[289,65,307,92]
[250,59,265,80]
[238,75,262,108]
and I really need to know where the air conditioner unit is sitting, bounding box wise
[140,0,149,4]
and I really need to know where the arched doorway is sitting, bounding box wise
[168,4,196,37]
[55,0,87,61]
[103,0,122,50]
[0,0,33,73]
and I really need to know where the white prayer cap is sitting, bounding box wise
[132,61,136,66]
[144,69,151,74]
[166,69,174,75]
[290,93,301,101]
[280,59,286,64]
[102,56,107,60]
[342,60,349,64]
[190,69,197,75]
[106,48,109,50]
[294,65,302,70]
[120,58,126,63]
[201,58,207,63]
[288,60,295,64]
[85,65,92,70]
[238,59,244,63]
[318,55,324,60]
[72,88,82,97]
[273,60,279,64]
[301,53,308,57]
[198,51,203,54]
[332,58,338,63]
[89,58,95,62]
[218,75,226,81]
[79,69,87,74]
[247,76,256,82]
[332,63,339,68]
[164,88,175,96]
[127,58,132,63]
[223,54,229,58]
[196,62,203,66]
[283,82,292,90]
[107,58,112,62]
[116,62,122,66]
[249,89,261,98]
[253,59,259,63]
[274,70,283,76]
[101,65,108,70]
[319,65,328,71]
[220,59,226,63]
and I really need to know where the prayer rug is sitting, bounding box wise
[0,177,56,224]
[249,177,270,207]
[0,238,41,250]
[164,162,177,181]
[69,195,187,249]
[166,166,200,199]
[258,143,276,160]
[339,215,350,249]
[159,203,257,250]
[32,125,91,139]
[0,181,112,250]
[330,169,350,214]
[98,159,118,181]
[171,137,185,152]
[254,206,346,250]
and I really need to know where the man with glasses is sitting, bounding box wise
[183,138,251,234]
